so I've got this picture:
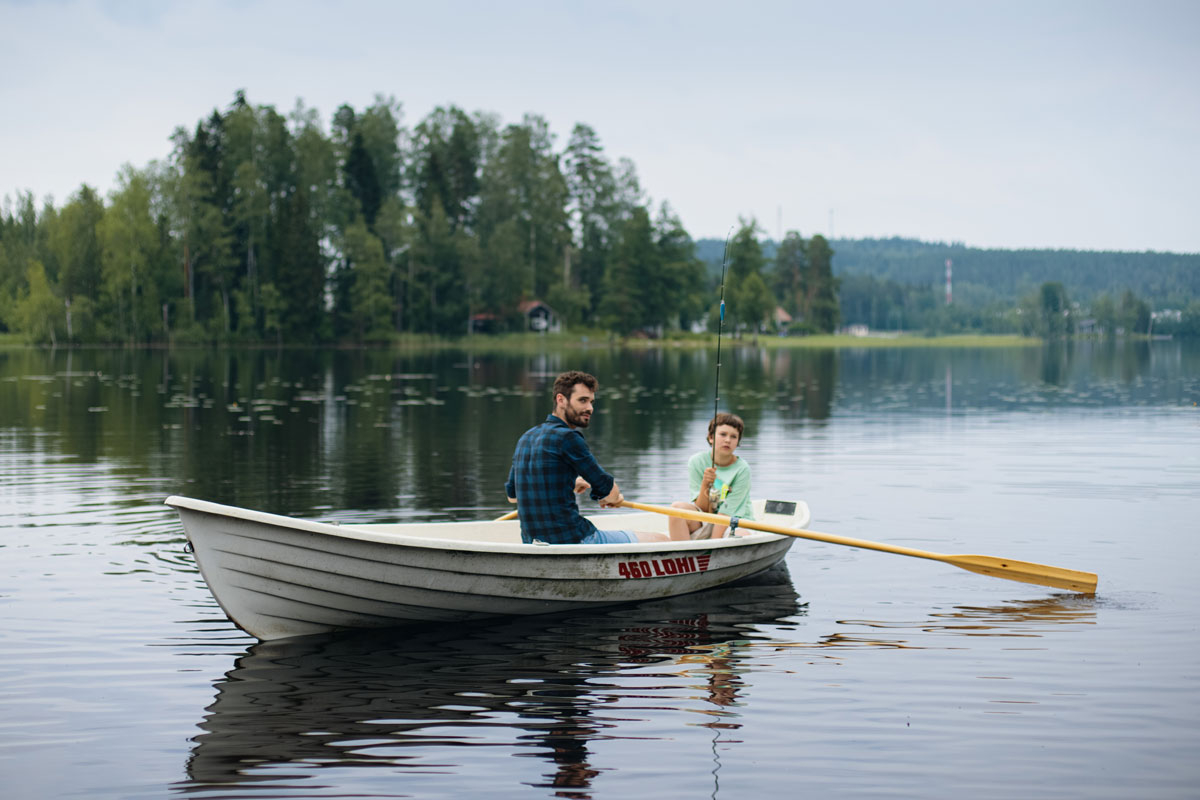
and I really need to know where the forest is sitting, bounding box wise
[697,236,1200,338]
[2,90,1196,345]
[0,91,838,345]
[828,238,1200,337]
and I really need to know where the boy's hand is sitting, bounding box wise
[574,477,591,494]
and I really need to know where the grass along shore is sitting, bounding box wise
[0,331,1042,350]
[617,332,1040,349]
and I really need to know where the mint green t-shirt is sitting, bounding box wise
[687,450,754,520]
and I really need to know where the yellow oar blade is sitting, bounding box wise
[942,554,1097,593]
[495,509,518,522]
[620,500,1098,594]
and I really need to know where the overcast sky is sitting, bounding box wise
[2,0,1197,252]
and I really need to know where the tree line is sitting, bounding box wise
[826,237,1200,338]
[0,91,842,346]
[697,235,1200,338]
[818,237,1200,308]
[5,89,1191,345]
[831,269,1195,338]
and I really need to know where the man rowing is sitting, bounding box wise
[505,370,669,544]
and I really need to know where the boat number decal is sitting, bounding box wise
[617,554,711,579]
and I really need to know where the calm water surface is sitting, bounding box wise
[1,341,1197,799]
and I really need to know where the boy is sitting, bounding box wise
[668,413,753,540]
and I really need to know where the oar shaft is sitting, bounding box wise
[621,500,935,559]
[620,500,1097,593]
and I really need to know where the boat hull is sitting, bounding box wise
[167,496,800,640]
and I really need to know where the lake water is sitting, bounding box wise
[1,340,1197,799]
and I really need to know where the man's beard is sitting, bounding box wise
[564,406,590,428]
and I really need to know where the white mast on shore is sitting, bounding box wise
[945,258,953,305]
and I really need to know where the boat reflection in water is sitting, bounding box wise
[178,564,803,796]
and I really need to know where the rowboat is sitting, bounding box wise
[165,495,810,641]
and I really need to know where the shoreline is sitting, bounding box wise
[0,331,1171,351]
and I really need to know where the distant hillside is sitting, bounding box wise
[695,237,1200,306]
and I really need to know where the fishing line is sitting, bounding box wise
[712,228,732,469]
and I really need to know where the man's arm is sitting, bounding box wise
[504,463,517,503]
[561,431,615,501]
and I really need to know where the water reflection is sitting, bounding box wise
[176,566,802,797]
[925,594,1098,632]
[2,341,1195,519]
[1037,340,1074,385]
[769,595,1097,658]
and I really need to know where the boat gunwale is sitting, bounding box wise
[164,495,789,556]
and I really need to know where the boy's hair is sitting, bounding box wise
[707,412,745,442]
[553,370,598,403]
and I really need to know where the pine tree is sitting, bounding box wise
[343,132,382,228]
[773,231,807,318]
[805,234,840,333]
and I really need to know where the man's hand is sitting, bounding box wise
[574,477,591,495]
[599,481,624,508]
[507,495,517,504]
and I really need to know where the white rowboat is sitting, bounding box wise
[166,495,809,641]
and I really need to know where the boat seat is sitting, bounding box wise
[751,499,811,530]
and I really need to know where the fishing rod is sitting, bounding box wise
[712,228,732,469]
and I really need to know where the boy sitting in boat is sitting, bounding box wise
[667,413,753,540]
[505,370,668,545]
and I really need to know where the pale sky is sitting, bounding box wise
[2,0,1197,253]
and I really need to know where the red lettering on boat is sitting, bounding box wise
[616,553,713,579]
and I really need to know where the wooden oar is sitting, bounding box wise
[495,509,518,521]
[620,500,1098,594]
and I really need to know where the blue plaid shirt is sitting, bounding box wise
[505,414,616,544]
